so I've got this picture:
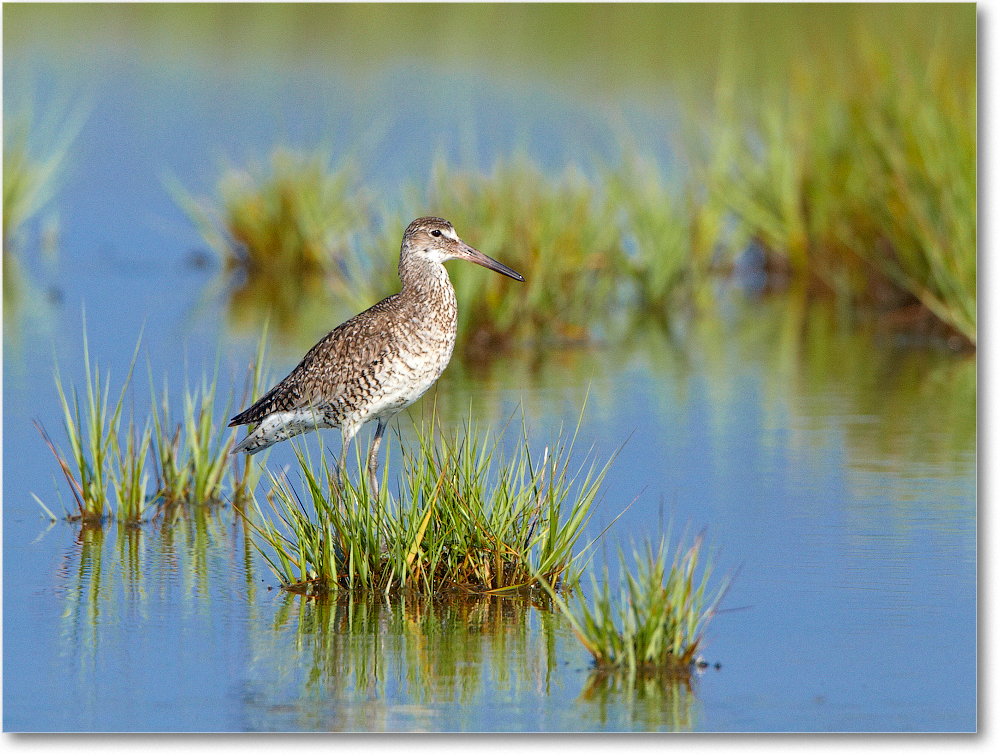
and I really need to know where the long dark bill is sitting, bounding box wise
[459,242,525,282]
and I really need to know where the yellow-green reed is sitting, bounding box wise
[149,328,271,508]
[148,368,235,507]
[111,418,155,522]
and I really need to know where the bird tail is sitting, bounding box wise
[231,429,273,456]
[229,408,321,455]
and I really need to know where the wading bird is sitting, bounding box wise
[229,216,524,492]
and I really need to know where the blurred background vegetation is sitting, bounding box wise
[4,2,976,351]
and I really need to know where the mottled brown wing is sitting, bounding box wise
[228,294,401,427]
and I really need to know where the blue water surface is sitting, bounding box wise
[3,40,976,733]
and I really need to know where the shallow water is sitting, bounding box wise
[3,304,976,732]
[3,9,977,732]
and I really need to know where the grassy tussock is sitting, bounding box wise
[422,157,622,352]
[699,14,975,345]
[242,409,615,596]
[171,147,376,338]
[35,326,263,523]
[544,534,729,675]
[34,328,144,523]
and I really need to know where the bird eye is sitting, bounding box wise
[430,229,442,237]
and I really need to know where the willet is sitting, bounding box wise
[229,216,524,492]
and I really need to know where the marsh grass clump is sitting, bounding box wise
[173,147,375,337]
[148,369,237,508]
[701,12,976,346]
[2,102,83,256]
[418,157,623,353]
[145,332,269,511]
[400,411,613,593]
[36,325,264,523]
[34,328,145,523]
[545,534,729,676]
[110,418,155,523]
[242,410,615,596]
[844,30,976,344]
[3,101,85,339]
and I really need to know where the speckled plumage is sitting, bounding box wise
[229,217,524,488]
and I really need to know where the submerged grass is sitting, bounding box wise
[543,534,729,676]
[242,407,616,596]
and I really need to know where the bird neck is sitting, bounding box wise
[398,254,456,308]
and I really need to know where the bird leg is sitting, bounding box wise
[367,418,388,498]
[333,424,359,506]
